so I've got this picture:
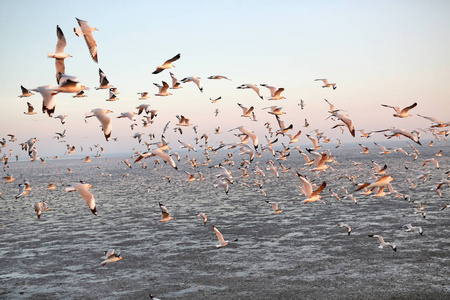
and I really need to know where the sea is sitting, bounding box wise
[0,141,449,299]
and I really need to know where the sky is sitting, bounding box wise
[0,1,449,158]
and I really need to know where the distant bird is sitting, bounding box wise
[299,99,305,109]
[85,108,113,141]
[154,81,172,96]
[237,84,263,100]
[31,85,57,117]
[15,183,29,199]
[337,223,352,235]
[208,75,231,80]
[229,126,259,150]
[181,76,203,92]
[158,202,173,222]
[24,102,37,115]
[19,85,34,98]
[210,96,221,103]
[260,84,286,100]
[356,175,395,191]
[106,89,119,101]
[54,114,67,124]
[134,149,178,170]
[213,179,230,195]
[48,25,72,84]
[238,103,254,118]
[137,92,149,100]
[198,212,207,225]
[401,224,423,235]
[96,68,113,90]
[266,201,283,214]
[34,201,49,219]
[381,102,417,118]
[315,78,337,89]
[65,182,97,215]
[212,224,229,248]
[152,53,180,74]
[117,112,137,121]
[47,183,56,190]
[101,249,123,266]
[368,235,397,251]
[169,72,183,89]
[74,18,99,62]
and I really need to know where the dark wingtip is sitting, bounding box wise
[91,207,98,215]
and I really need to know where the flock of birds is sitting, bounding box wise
[1,18,450,296]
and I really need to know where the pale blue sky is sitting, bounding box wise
[1,1,449,157]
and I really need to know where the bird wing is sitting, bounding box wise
[55,25,67,53]
[401,102,417,114]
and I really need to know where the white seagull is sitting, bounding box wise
[237,84,263,100]
[101,249,123,266]
[181,76,203,92]
[85,108,113,141]
[65,182,97,215]
[368,235,397,251]
[152,53,180,74]
[48,25,72,84]
[74,18,99,63]
[315,78,337,89]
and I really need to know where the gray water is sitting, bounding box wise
[0,143,449,299]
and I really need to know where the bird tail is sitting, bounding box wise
[47,53,56,58]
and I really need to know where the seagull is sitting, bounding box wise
[117,112,137,121]
[260,84,286,100]
[238,103,254,118]
[47,183,56,190]
[266,201,283,214]
[19,85,34,98]
[368,235,397,251]
[152,53,180,74]
[212,224,229,248]
[137,92,149,100]
[85,108,113,141]
[168,72,183,89]
[48,25,72,84]
[213,179,230,195]
[101,249,123,266]
[65,182,97,215]
[263,106,286,116]
[198,212,207,225]
[381,102,417,118]
[74,18,99,63]
[330,112,355,137]
[210,96,222,103]
[15,183,29,199]
[237,84,263,100]
[154,81,172,96]
[315,79,337,89]
[31,85,57,117]
[181,76,203,92]
[299,99,305,109]
[421,158,439,169]
[54,114,67,124]
[376,128,421,145]
[356,175,395,191]
[96,69,113,90]
[24,102,37,115]
[178,140,196,152]
[176,115,192,127]
[337,223,352,235]
[208,75,231,80]
[158,202,173,222]
[229,126,259,150]
[134,149,178,170]
[302,181,326,203]
[34,201,49,219]
[401,224,423,235]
